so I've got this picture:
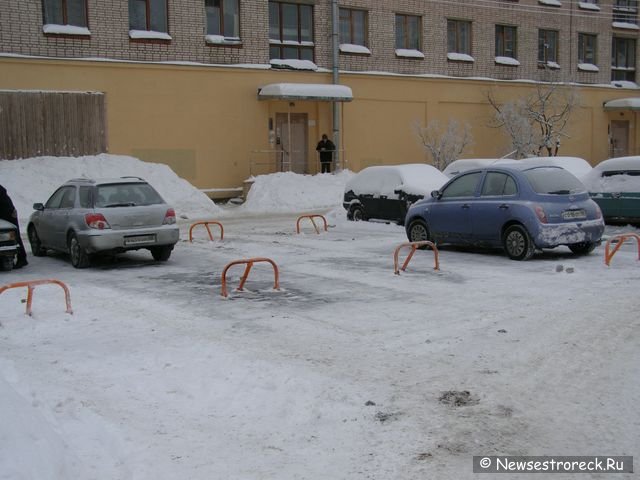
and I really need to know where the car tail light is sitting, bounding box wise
[534,205,548,224]
[163,208,176,225]
[85,213,111,230]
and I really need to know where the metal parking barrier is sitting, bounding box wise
[604,233,640,266]
[189,220,224,242]
[0,279,73,316]
[394,241,440,275]
[220,257,280,297]
[296,214,328,235]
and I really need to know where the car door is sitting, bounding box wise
[428,172,483,243]
[471,171,519,245]
[42,186,76,250]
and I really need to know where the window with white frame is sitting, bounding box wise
[613,0,638,25]
[612,36,636,81]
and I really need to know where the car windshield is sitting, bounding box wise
[524,167,586,195]
[95,183,164,207]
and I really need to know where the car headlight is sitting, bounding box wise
[0,231,16,242]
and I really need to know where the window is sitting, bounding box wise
[395,14,421,50]
[129,0,168,32]
[578,33,597,64]
[481,173,517,196]
[45,187,74,209]
[269,1,314,60]
[339,8,367,46]
[42,0,87,27]
[613,0,638,25]
[538,29,559,64]
[441,172,482,198]
[205,0,239,39]
[495,25,517,58]
[79,186,93,208]
[612,36,636,81]
[447,19,472,54]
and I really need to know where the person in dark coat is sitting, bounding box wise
[316,134,336,173]
[0,184,28,268]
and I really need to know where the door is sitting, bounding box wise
[39,186,76,250]
[276,113,308,174]
[471,172,519,245]
[610,120,629,157]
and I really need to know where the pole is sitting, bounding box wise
[331,0,340,169]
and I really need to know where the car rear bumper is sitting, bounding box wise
[77,225,180,253]
[533,219,605,248]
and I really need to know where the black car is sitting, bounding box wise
[343,164,449,223]
[0,219,19,271]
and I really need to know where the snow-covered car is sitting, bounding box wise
[0,219,18,271]
[517,156,593,179]
[581,156,640,225]
[27,177,180,268]
[343,164,449,223]
[443,158,515,177]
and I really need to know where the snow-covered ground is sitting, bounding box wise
[0,157,638,480]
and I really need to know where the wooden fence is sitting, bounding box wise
[0,90,107,160]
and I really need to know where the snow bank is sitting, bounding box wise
[239,171,354,213]
[0,154,220,227]
[581,156,640,192]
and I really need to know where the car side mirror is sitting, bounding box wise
[430,190,441,199]
[33,203,44,211]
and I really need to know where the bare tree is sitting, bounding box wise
[487,80,579,158]
[415,119,473,171]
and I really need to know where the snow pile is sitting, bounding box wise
[581,156,640,192]
[0,154,220,226]
[240,171,354,214]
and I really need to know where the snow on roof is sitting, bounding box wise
[495,56,521,66]
[519,156,593,178]
[269,59,318,71]
[0,154,220,226]
[345,164,448,198]
[395,49,425,59]
[129,30,172,40]
[581,156,640,192]
[604,97,640,110]
[447,53,475,63]
[443,158,515,177]
[578,1,601,10]
[258,83,353,102]
[42,24,91,36]
[339,44,371,55]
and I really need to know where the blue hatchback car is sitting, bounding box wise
[404,165,605,260]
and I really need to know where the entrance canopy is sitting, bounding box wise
[603,97,640,111]
[257,83,353,102]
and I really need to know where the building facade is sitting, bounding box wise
[1,0,639,191]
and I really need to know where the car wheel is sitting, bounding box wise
[503,225,535,261]
[348,205,365,222]
[150,245,173,261]
[569,242,597,255]
[28,225,46,257]
[68,233,90,269]
[0,256,13,271]
[408,219,431,243]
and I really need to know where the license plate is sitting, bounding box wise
[562,209,586,220]
[124,234,156,245]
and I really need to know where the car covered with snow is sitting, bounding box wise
[581,156,640,225]
[343,164,449,223]
[405,164,605,260]
[517,156,593,179]
[27,177,180,268]
[0,219,18,271]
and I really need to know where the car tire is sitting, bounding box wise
[407,219,431,243]
[348,205,365,222]
[0,256,13,271]
[503,225,535,261]
[68,233,90,269]
[150,245,173,261]
[28,225,46,257]
[569,242,597,255]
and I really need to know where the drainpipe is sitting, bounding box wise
[331,0,340,168]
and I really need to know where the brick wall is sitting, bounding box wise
[0,0,636,84]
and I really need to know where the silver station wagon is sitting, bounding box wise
[28,177,180,268]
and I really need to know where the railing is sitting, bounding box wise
[0,279,73,316]
[296,214,328,235]
[393,241,440,275]
[189,221,224,242]
[604,233,640,266]
[249,149,348,176]
[220,257,280,298]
